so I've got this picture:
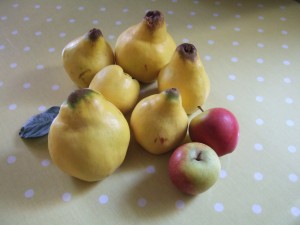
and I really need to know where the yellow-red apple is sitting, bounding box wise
[168,142,221,195]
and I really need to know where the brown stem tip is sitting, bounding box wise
[164,88,179,100]
[144,10,164,29]
[178,43,197,61]
[67,88,92,108]
[88,28,102,42]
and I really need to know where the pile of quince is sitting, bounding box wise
[48,10,212,183]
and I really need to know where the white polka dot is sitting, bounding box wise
[146,165,156,174]
[190,11,196,16]
[1,16,7,20]
[231,57,238,62]
[24,189,35,198]
[41,159,50,167]
[208,40,215,45]
[234,27,241,32]
[12,3,19,8]
[175,200,185,209]
[51,85,60,91]
[100,7,106,12]
[226,95,235,101]
[108,35,115,40]
[68,18,76,23]
[283,60,291,65]
[256,58,264,64]
[288,145,297,153]
[7,155,16,164]
[257,43,265,48]
[283,77,291,83]
[187,24,193,29]
[232,41,239,46]
[34,4,40,9]
[46,17,53,22]
[280,17,287,21]
[228,74,236,80]
[252,204,262,214]
[137,198,147,207]
[256,76,265,82]
[123,8,129,13]
[256,96,264,102]
[285,97,293,104]
[282,44,288,49]
[257,28,264,33]
[98,194,109,204]
[23,16,30,21]
[38,105,46,112]
[9,104,17,110]
[59,32,66,38]
[36,64,44,70]
[214,203,224,212]
[281,30,288,35]
[256,118,264,126]
[220,169,227,178]
[286,120,295,127]
[92,19,99,25]
[213,12,220,17]
[0,44,5,50]
[254,172,264,181]
[258,15,264,20]
[78,6,85,11]
[235,14,241,19]
[167,10,174,15]
[62,192,72,202]
[254,143,263,151]
[48,47,55,53]
[257,4,264,8]
[288,173,298,182]
[204,55,212,61]
[210,25,217,30]
[280,5,286,10]
[23,82,31,89]
[115,20,122,25]
[23,46,31,52]
[10,63,17,68]
[0,81,3,87]
[35,31,42,36]
[291,207,300,217]
[56,5,62,10]
[11,30,18,35]
[180,37,188,43]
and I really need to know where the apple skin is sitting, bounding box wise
[189,107,239,157]
[168,142,221,195]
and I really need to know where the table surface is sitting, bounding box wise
[1,0,300,224]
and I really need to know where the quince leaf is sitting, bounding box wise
[19,106,60,139]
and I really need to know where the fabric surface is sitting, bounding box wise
[0,0,299,224]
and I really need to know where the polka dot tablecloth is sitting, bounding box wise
[0,0,299,224]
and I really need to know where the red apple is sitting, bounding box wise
[189,107,239,157]
[168,142,221,195]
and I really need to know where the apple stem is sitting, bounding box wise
[198,106,204,112]
[195,152,202,161]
